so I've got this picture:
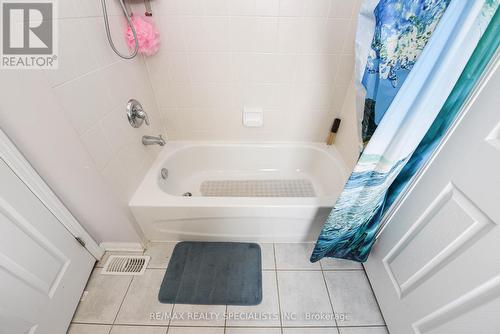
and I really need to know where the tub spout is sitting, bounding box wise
[142,134,165,146]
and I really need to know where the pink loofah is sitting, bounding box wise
[125,15,160,56]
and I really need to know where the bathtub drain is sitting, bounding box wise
[183,192,193,197]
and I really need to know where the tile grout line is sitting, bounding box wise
[164,245,176,332]
[109,247,146,327]
[97,267,364,272]
[166,302,174,331]
[337,325,388,328]
[275,268,364,271]
[223,304,228,333]
[319,259,340,332]
[70,323,113,334]
[150,244,175,331]
[272,243,284,334]
[72,321,385,328]
[109,274,134,327]
[362,265,388,327]
[72,321,171,327]
[167,326,226,328]
[105,249,151,329]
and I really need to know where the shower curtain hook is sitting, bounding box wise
[144,0,152,16]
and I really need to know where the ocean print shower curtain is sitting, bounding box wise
[360,0,450,143]
[311,0,499,263]
[384,4,499,214]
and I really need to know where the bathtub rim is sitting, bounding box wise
[129,141,350,208]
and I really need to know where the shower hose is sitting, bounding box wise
[100,0,139,59]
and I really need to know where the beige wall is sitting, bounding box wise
[0,0,165,244]
[0,69,144,244]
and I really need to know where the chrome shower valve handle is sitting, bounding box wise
[126,99,150,128]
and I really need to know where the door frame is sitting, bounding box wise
[0,128,104,259]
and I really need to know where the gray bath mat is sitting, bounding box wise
[158,242,262,306]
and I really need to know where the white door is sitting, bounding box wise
[0,157,95,334]
[365,62,500,333]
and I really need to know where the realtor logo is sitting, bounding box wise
[1,0,58,69]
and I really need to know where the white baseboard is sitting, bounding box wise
[99,242,144,252]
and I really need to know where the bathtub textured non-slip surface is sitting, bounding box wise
[200,179,316,197]
[158,242,262,306]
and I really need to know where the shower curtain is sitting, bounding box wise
[311,0,499,263]
[360,0,450,143]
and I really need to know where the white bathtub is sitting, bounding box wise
[130,142,349,242]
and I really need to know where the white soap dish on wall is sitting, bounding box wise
[243,107,263,127]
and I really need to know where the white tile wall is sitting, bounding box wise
[46,0,165,208]
[147,0,361,143]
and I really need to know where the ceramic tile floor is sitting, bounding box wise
[69,243,388,334]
